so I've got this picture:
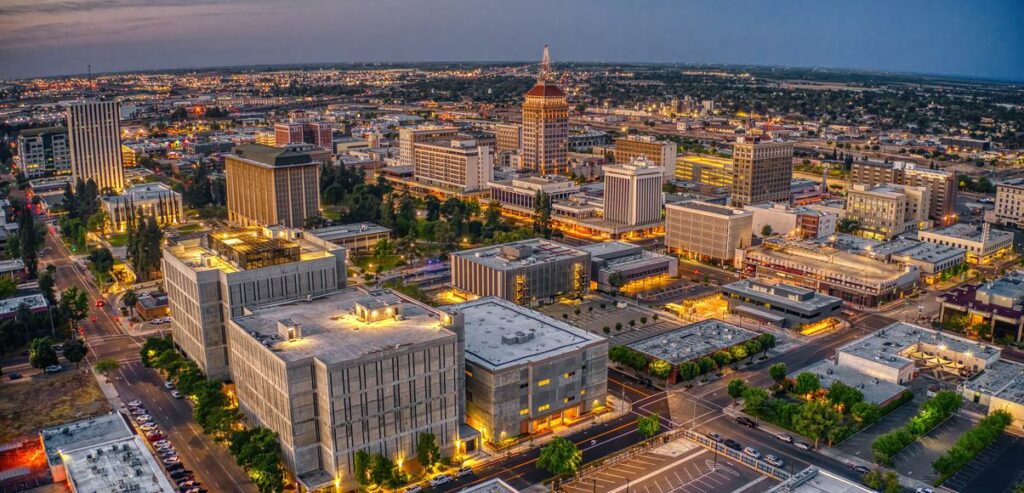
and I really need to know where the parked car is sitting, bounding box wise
[705,431,722,443]
[171,390,183,399]
[140,425,159,433]
[7,372,22,380]
[429,474,452,487]
[169,469,192,480]
[764,454,784,467]
[735,416,757,428]
[164,381,175,390]
[456,466,473,479]
[915,488,934,493]
[146,433,165,442]
[794,441,812,451]
[774,433,793,443]
[128,400,143,407]
[166,463,185,472]
[404,486,423,493]
[163,458,181,467]
[743,447,761,459]
[723,439,742,451]
[850,464,871,474]
[153,440,171,448]
[44,365,63,374]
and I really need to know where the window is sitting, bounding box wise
[564,396,575,403]
[465,370,473,378]
[537,379,551,387]
[564,371,576,379]
[519,408,529,416]
[580,389,587,395]
[538,404,550,412]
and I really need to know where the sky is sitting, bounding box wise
[1,0,1022,81]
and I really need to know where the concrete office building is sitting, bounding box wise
[744,203,837,239]
[413,138,494,193]
[450,239,589,306]
[100,182,183,232]
[445,297,607,444]
[614,135,676,180]
[844,184,929,240]
[849,161,957,226]
[730,137,793,207]
[521,46,569,176]
[722,279,842,328]
[918,223,1014,265]
[275,122,333,148]
[399,125,459,167]
[16,126,70,177]
[665,201,753,263]
[495,123,522,154]
[867,239,965,285]
[227,288,464,492]
[675,155,733,187]
[309,223,392,254]
[940,270,1024,343]
[161,226,346,379]
[67,100,125,192]
[225,144,321,228]
[835,322,999,385]
[993,178,1024,229]
[603,157,664,227]
[579,241,678,293]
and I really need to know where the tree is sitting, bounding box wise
[648,359,672,382]
[837,218,861,234]
[424,196,441,221]
[851,401,881,426]
[794,372,821,396]
[537,437,582,477]
[38,267,57,306]
[696,356,716,375]
[58,287,89,327]
[761,225,774,237]
[29,336,58,368]
[122,289,139,316]
[140,335,174,367]
[95,358,121,375]
[607,272,625,292]
[0,276,16,299]
[229,427,285,493]
[193,380,238,439]
[532,190,552,238]
[416,432,440,471]
[712,350,732,368]
[727,379,747,404]
[743,339,762,362]
[741,387,771,417]
[826,381,864,411]
[87,247,116,285]
[353,449,372,486]
[677,361,700,383]
[637,413,660,439]
[729,344,748,362]
[792,400,843,448]
[17,207,41,278]
[63,337,88,368]
[768,363,788,384]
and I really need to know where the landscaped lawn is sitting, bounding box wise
[106,233,127,247]
[322,208,343,220]
[176,223,203,233]
[351,254,405,273]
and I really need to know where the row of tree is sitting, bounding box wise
[871,391,961,465]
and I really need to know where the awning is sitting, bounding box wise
[734,305,786,324]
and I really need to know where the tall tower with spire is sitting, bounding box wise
[521,44,569,176]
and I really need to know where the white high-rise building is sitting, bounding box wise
[67,100,125,192]
[603,157,664,226]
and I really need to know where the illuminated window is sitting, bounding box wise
[519,408,529,416]
[465,370,473,378]
[563,371,576,379]
[580,389,587,395]
[537,379,551,386]
[538,404,550,412]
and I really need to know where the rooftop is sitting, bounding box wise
[666,200,751,218]
[18,126,65,137]
[525,82,566,98]
[445,297,604,371]
[794,361,908,405]
[922,223,1013,244]
[309,223,392,241]
[837,322,1000,369]
[940,270,1024,319]
[459,478,519,493]
[748,241,916,283]
[768,467,874,493]
[229,143,320,168]
[230,288,454,364]
[722,279,841,311]
[0,293,47,316]
[101,182,179,204]
[164,226,337,274]
[888,242,965,264]
[628,319,758,365]
[452,239,588,271]
[961,360,1024,405]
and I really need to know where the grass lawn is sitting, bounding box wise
[323,208,343,221]
[351,254,405,273]
[107,233,128,247]
[0,369,111,442]
[175,223,203,233]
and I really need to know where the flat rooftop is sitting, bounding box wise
[749,242,915,283]
[0,293,47,315]
[231,288,454,364]
[452,239,588,271]
[310,223,391,241]
[923,223,1013,243]
[445,297,605,371]
[889,242,965,264]
[666,200,750,218]
[794,361,908,405]
[459,478,519,493]
[101,183,179,204]
[768,467,874,493]
[629,319,757,365]
[578,241,638,259]
[722,279,840,311]
[837,322,1000,369]
[165,226,335,274]
[962,359,1024,405]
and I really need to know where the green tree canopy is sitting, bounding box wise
[537,437,582,477]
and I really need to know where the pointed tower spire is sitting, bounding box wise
[539,44,551,82]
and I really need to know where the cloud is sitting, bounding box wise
[0,0,268,16]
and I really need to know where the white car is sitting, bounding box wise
[764,454,784,468]
[743,447,761,459]
[774,433,793,443]
[171,390,183,399]
[163,381,175,390]
[429,474,452,487]
[128,400,143,407]
[915,489,934,493]
[404,486,423,493]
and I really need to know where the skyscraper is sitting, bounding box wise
[603,157,664,226]
[521,45,569,176]
[225,144,321,228]
[730,137,793,207]
[67,100,124,192]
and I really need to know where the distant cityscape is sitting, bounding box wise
[1,42,1024,493]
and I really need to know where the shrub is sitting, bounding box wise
[932,410,1012,482]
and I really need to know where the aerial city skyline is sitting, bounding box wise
[1,4,1024,493]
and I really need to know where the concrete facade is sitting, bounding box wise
[225,144,321,229]
[730,137,793,207]
[665,200,753,263]
[450,239,590,305]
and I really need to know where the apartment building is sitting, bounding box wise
[161,226,346,379]
[450,239,590,305]
[399,126,459,167]
[665,201,753,263]
[413,138,494,193]
[67,100,125,192]
[993,178,1024,228]
[16,126,70,178]
[225,144,321,228]
[730,137,793,207]
[274,122,333,148]
[844,184,929,240]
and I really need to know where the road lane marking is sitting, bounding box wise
[605,448,708,493]
[730,475,767,493]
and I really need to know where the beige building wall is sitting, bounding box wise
[730,138,793,207]
[398,126,459,167]
[522,88,569,175]
[67,100,125,192]
[225,154,320,228]
[665,201,753,262]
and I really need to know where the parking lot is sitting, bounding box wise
[837,391,922,460]
[891,414,975,482]
[944,434,1022,492]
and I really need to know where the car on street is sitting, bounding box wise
[135,414,153,422]
[163,458,181,467]
[95,299,105,307]
[154,439,171,448]
[128,400,143,407]
[705,431,722,443]
[139,424,158,432]
[774,433,793,443]
[44,365,62,374]
[184,488,207,493]
[7,372,22,380]
[743,447,761,459]
[177,480,199,491]
[169,469,192,479]
[146,432,164,442]
[850,464,871,474]
[166,463,185,473]
[429,474,452,487]
[735,416,757,428]
[171,390,183,399]
[915,488,934,493]
[723,439,742,451]
[794,441,812,451]
[164,381,175,390]
[404,486,423,493]
[764,454,784,467]
[456,466,473,479]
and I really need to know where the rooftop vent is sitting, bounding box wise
[502,330,536,345]
[277,318,302,340]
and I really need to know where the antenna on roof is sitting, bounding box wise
[539,44,551,82]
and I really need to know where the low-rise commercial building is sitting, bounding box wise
[579,241,678,293]
[227,288,465,492]
[743,203,837,239]
[101,182,184,232]
[629,320,758,382]
[445,297,607,445]
[722,279,842,329]
[844,183,929,240]
[939,270,1024,343]
[0,292,48,320]
[918,223,1014,265]
[665,201,753,264]
[866,239,965,285]
[993,178,1024,228]
[308,223,392,254]
[792,361,908,406]
[161,226,346,379]
[450,239,590,305]
[959,360,1024,429]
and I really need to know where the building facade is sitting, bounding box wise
[993,178,1024,229]
[495,123,522,154]
[101,183,183,232]
[521,46,569,176]
[399,126,459,167]
[722,279,842,328]
[675,155,733,187]
[665,201,753,263]
[308,223,392,254]
[918,223,1014,265]
[16,126,71,178]
[844,184,929,240]
[579,241,678,293]
[413,139,494,193]
[744,203,837,239]
[450,239,590,305]
[614,135,676,178]
[730,137,793,206]
[603,157,664,227]
[849,161,957,226]
[67,100,125,192]
[225,144,321,228]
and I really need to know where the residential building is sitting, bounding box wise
[161,226,346,379]
[849,161,957,225]
[665,201,753,263]
[730,137,793,206]
[308,223,392,253]
[674,155,733,187]
[614,135,676,179]
[722,279,842,328]
[413,138,494,193]
[399,125,459,167]
[844,184,929,240]
[67,100,125,192]
[100,182,183,232]
[993,178,1024,228]
[940,270,1024,343]
[743,203,837,239]
[738,240,919,307]
[521,46,569,176]
[225,144,321,228]
[602,157,664,227]
[227,288,464,492]
[16,126,70,177]
[445,297,606,444]
[450,239,590,305]
[918,223,1014,265]
[579,241,678,293]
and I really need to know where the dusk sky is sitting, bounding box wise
[1,0,1022,81]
